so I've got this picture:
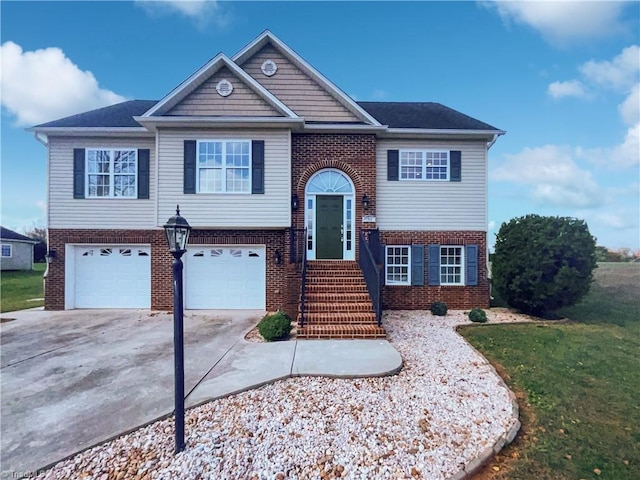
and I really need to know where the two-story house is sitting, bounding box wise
[30,31,503,338]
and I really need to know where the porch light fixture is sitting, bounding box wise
[273,249,282,266]
[291,193,299,212]
[362,194,370,211]
[163,205,191,454]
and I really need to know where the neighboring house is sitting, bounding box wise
[29,31,504,337]
[0,227,37,271]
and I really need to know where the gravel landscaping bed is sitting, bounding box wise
[37,310,526,480]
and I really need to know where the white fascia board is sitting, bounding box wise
[303,124,387,133]
[143,53,298,119]
[1,238,38,245]
[232,31,382,127]
[133,116,304,130]
[27,127,152,137]
[380,128,506,140]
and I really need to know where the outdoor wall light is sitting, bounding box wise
[163,205,191,454]
[362,194,370,211]
[291,193,299,212]
[273,249,282,266]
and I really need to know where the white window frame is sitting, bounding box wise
[1,244,12,258]
[86,148,138,198]
[385,245,411,285]
[196,139,252,194]
[440,245,464,286]
[399,149,449,181]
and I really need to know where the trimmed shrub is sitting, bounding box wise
[468,308,487,323]
[430,301,448,316]
[493,214,597,318]
[257,311,292,342]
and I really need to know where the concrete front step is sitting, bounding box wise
[302,302,374,313]
[296,324,386,339]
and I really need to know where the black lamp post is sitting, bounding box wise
[163,205,191,454]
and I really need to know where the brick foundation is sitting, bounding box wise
[380,230,489,310]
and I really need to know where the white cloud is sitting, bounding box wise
[547,80,589,99]
[482,0,629,46]
[0,42,125,126]
[135,0,228,27]
[580,45,640,92]
[580,123,640,168]
[492,144,602,208]
[619,84,640,126]
[488,220,496,230]
[372,89,387,100]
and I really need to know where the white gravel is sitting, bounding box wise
[37,310,527,480]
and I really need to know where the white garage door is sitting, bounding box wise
[185,246,266,309]
[74,246,151,308]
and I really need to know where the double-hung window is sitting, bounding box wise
[197,140,251,193]
[385,246,411,285]
[440,246,464,285]
[1,244,11,257]
[86,149,137,198]
[400,150,449,181]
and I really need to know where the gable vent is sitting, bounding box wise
[261,59,278,77]
[216,79,233,97]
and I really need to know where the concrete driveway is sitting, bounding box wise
[0,309,261,475]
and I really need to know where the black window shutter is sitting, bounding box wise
[73,148,85,199]
[466,244,478,286]
[137,149,150,199]
[428,244,440,286]
[450,150,461,182]
[411,244,425,286]
[183,140,196,194]
[380,244,387,286]
[387,150,399,181]
[251,140,265,194]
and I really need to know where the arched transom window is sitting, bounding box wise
[306,170,353,194]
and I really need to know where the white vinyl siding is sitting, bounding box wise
[48,136,156,229]
[157,128,290,227]
[377,139,487,231]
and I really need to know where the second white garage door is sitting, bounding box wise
[184,246,266,309]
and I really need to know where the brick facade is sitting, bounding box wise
[46,228,286,312]
[380,230,489,309]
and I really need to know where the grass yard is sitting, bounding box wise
[460,262,640,480]
[1,263,46,313]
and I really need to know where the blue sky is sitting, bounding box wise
[1,1,639,250]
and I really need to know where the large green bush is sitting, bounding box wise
[492,214,597,318]
[257,311,292,342]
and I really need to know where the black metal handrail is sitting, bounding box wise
[299,228,309,328]
[359,229,383,326]
[289,228,305,264]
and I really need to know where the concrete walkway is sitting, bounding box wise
[0,309,402,475]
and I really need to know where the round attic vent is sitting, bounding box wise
[216,79,233,97]
[261,59,278,77]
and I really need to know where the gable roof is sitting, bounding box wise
[357,102,501,131]
[33,100,157,128]
[1,226,37,243]
[233,30,381,126]
[142,53,298,119]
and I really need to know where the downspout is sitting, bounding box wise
[32,132,48,147]
[155,129,160,227]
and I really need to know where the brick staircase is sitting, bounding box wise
[296,261,386,339]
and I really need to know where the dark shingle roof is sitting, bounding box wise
[32,99,499,131]
[34,100,157,128]
[1,227,36,242]
[357,102,500,131]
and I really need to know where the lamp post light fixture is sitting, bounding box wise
[163,205,191,454]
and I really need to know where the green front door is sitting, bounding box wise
[316,195,343,259]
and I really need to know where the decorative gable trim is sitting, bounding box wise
[232,30,382,127]
[142,53,299,119]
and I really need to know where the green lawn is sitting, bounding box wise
[1,263,46,313]
[460,263,640,480]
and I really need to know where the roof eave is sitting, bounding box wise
[134,116,305,131]
[380,128,506,140]
[26,127,152,137]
